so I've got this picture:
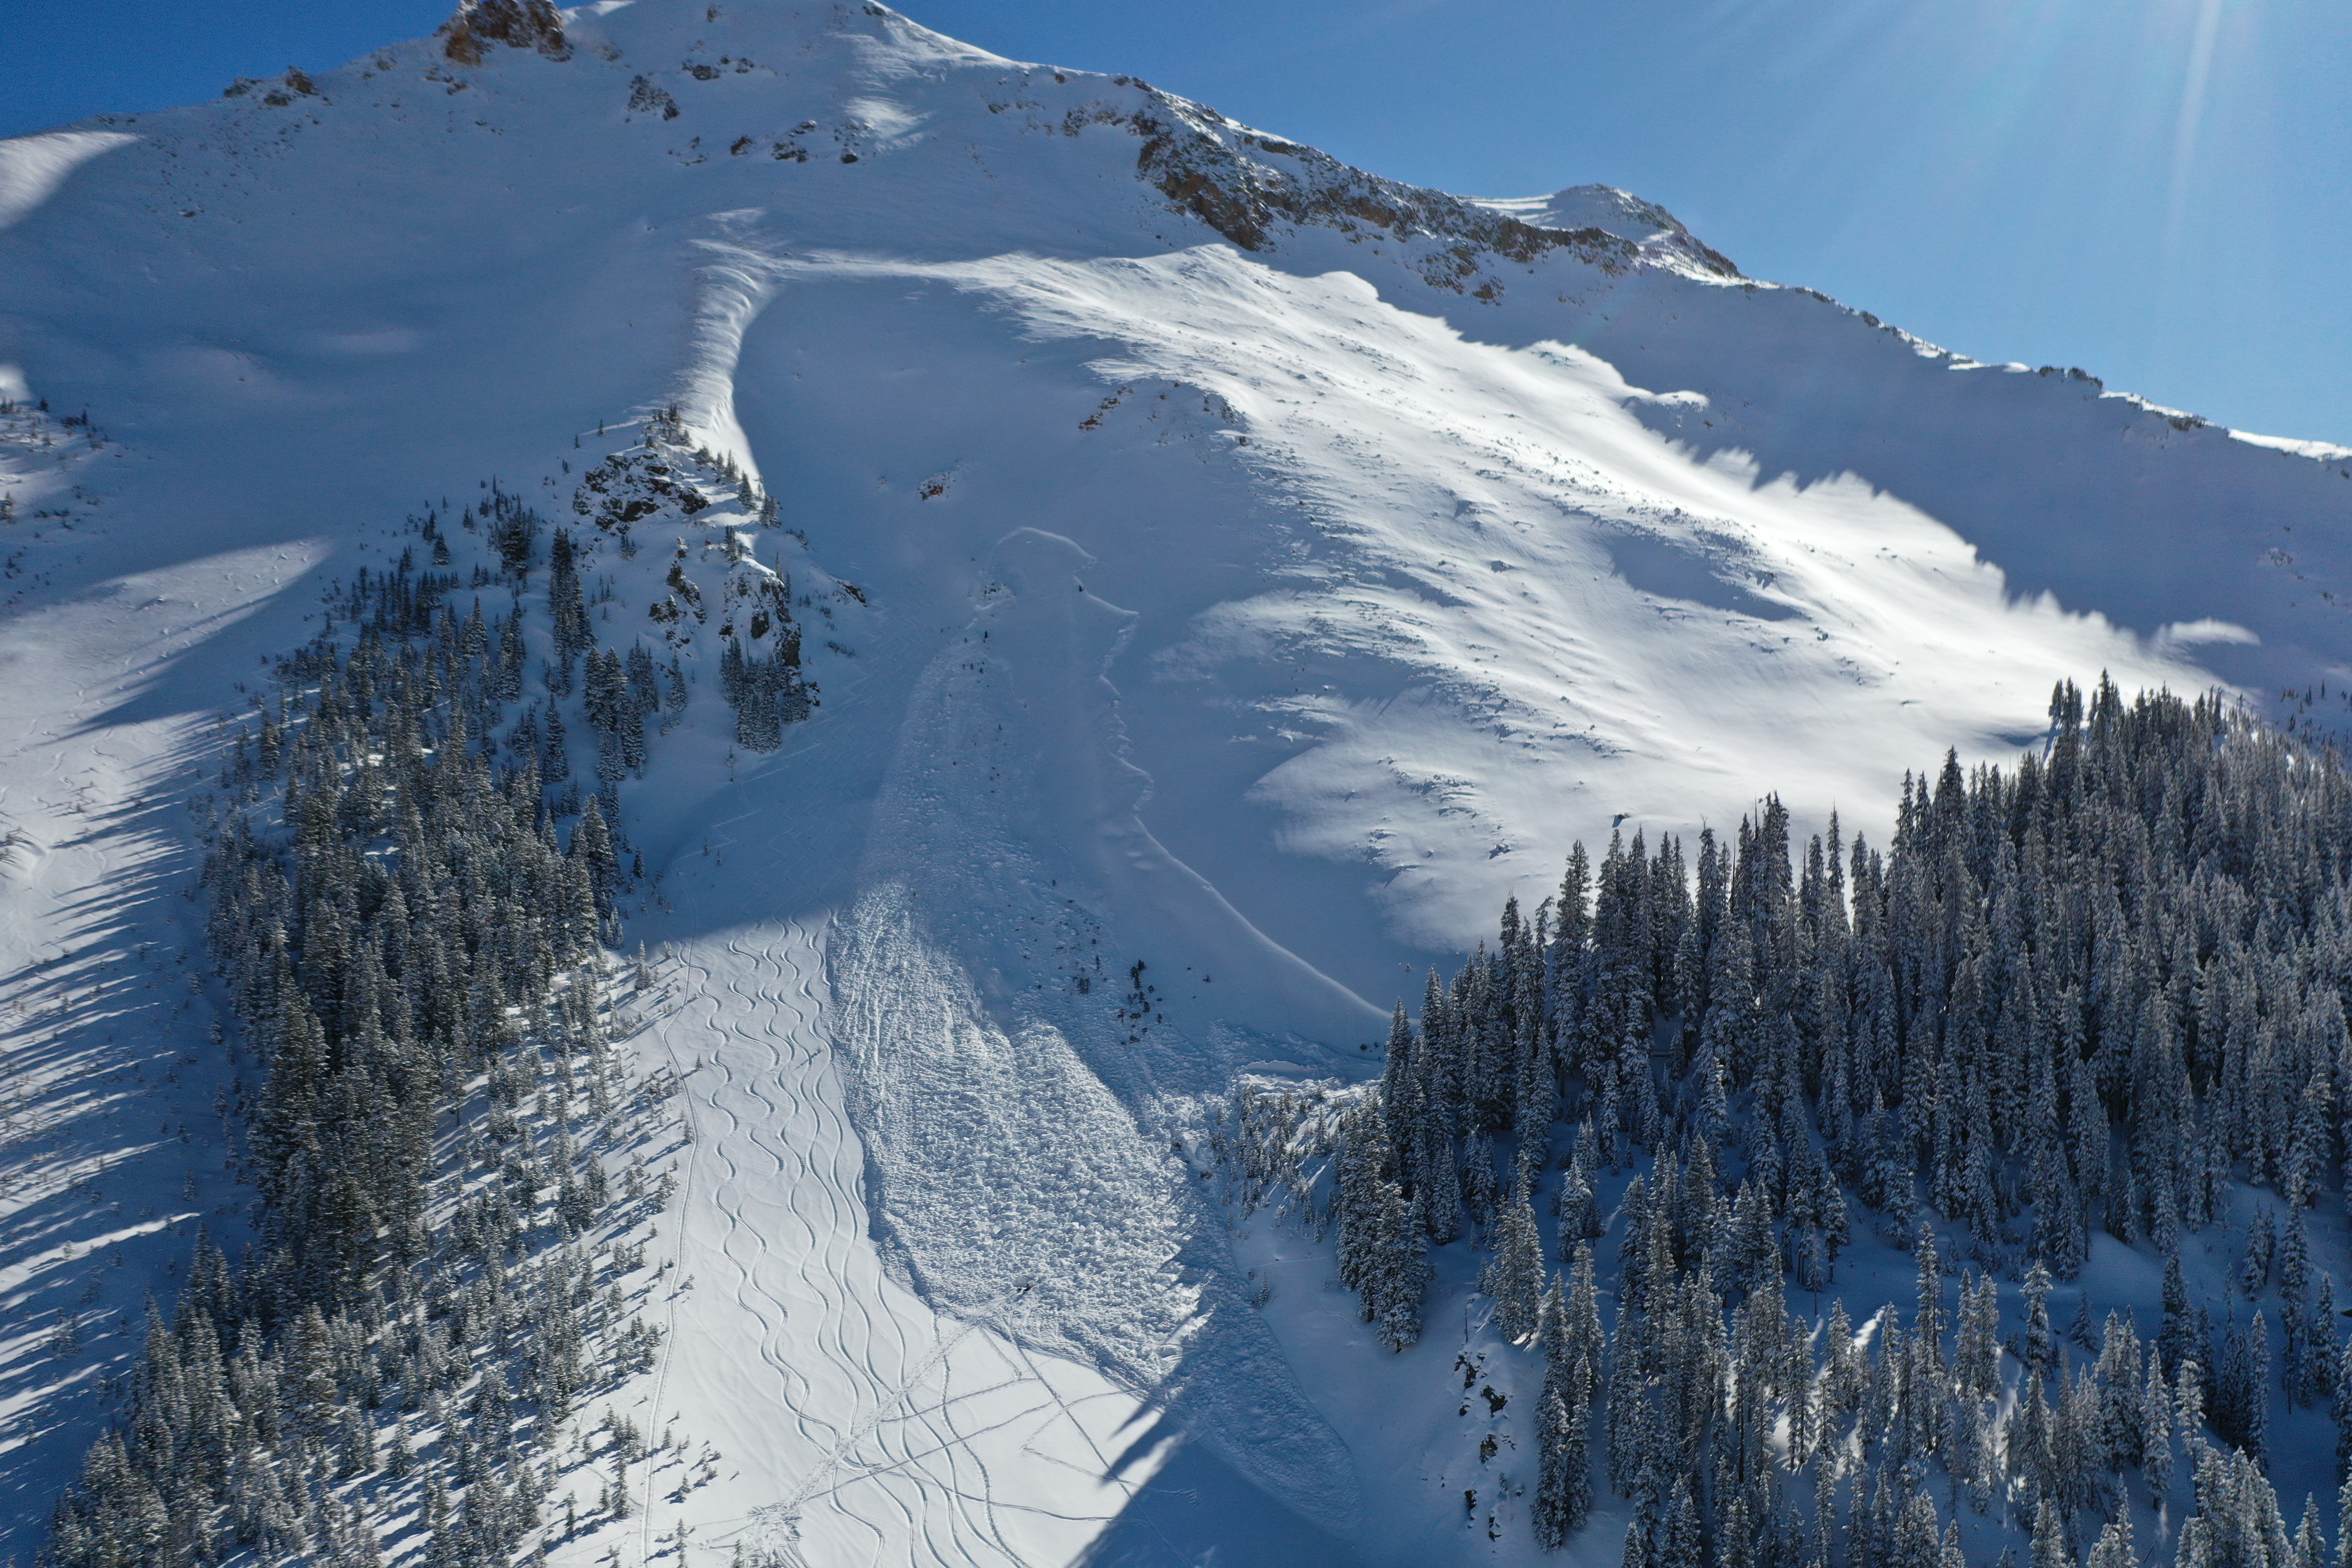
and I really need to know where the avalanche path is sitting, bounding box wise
[616,918,1167,1567]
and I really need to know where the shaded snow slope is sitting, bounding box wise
[0,531,328,1557]
[0,1,2348,1562]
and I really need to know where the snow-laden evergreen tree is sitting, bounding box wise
[2144,1354,2178,1506]
[2031,1498,2076,1568]
[2177,1444,2296,1568]
[1532,1382,1591,1549]
[2335,1335,2352,1482]
[2217,1311,2272,1470]
[1482,1177,1546,1343]
[1334,1099,1430,1349]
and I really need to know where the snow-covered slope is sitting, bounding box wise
[1,3,2348,1563]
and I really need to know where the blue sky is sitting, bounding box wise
[9,0,2348,445]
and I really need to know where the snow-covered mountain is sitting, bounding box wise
[3,3,2349,1565]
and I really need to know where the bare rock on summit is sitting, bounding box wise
[438,0,571,64]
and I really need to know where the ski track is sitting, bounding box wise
[603,916,1159,1568]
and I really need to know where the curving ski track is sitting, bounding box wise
[616,918,1161,1568]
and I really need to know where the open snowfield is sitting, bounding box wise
[5,2,2352,1562]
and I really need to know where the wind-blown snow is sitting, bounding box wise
[1,0,2348,1561]
[0,133,137,233]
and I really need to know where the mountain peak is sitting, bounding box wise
[437,0,573,64]
[1469,183,1738,276]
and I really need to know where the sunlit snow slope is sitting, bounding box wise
[2,2,2349,1563]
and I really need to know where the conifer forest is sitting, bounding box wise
[1215,679,2352,1568]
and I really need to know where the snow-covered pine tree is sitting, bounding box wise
[1482,1177,1545,1343]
